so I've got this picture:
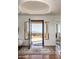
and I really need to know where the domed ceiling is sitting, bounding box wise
[18,0,61,14]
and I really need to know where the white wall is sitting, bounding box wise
[18,14,60,46]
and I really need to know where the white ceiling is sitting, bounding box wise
[18,0,61,15]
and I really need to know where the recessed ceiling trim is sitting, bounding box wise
[19,0,52,14]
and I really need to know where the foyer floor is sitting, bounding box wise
[18,47,60,59]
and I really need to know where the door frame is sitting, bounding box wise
[30,20,44,47]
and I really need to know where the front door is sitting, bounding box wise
[29,19,44,48]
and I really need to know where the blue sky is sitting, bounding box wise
[32,24,42,33]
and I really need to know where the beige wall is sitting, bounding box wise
[18,14,60,46]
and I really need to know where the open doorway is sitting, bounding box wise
[29,20,44,48]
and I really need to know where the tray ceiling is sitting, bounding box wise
[18,0,61,14]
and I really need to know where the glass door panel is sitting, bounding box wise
[31,22,43,48]
[24,19,44,49]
